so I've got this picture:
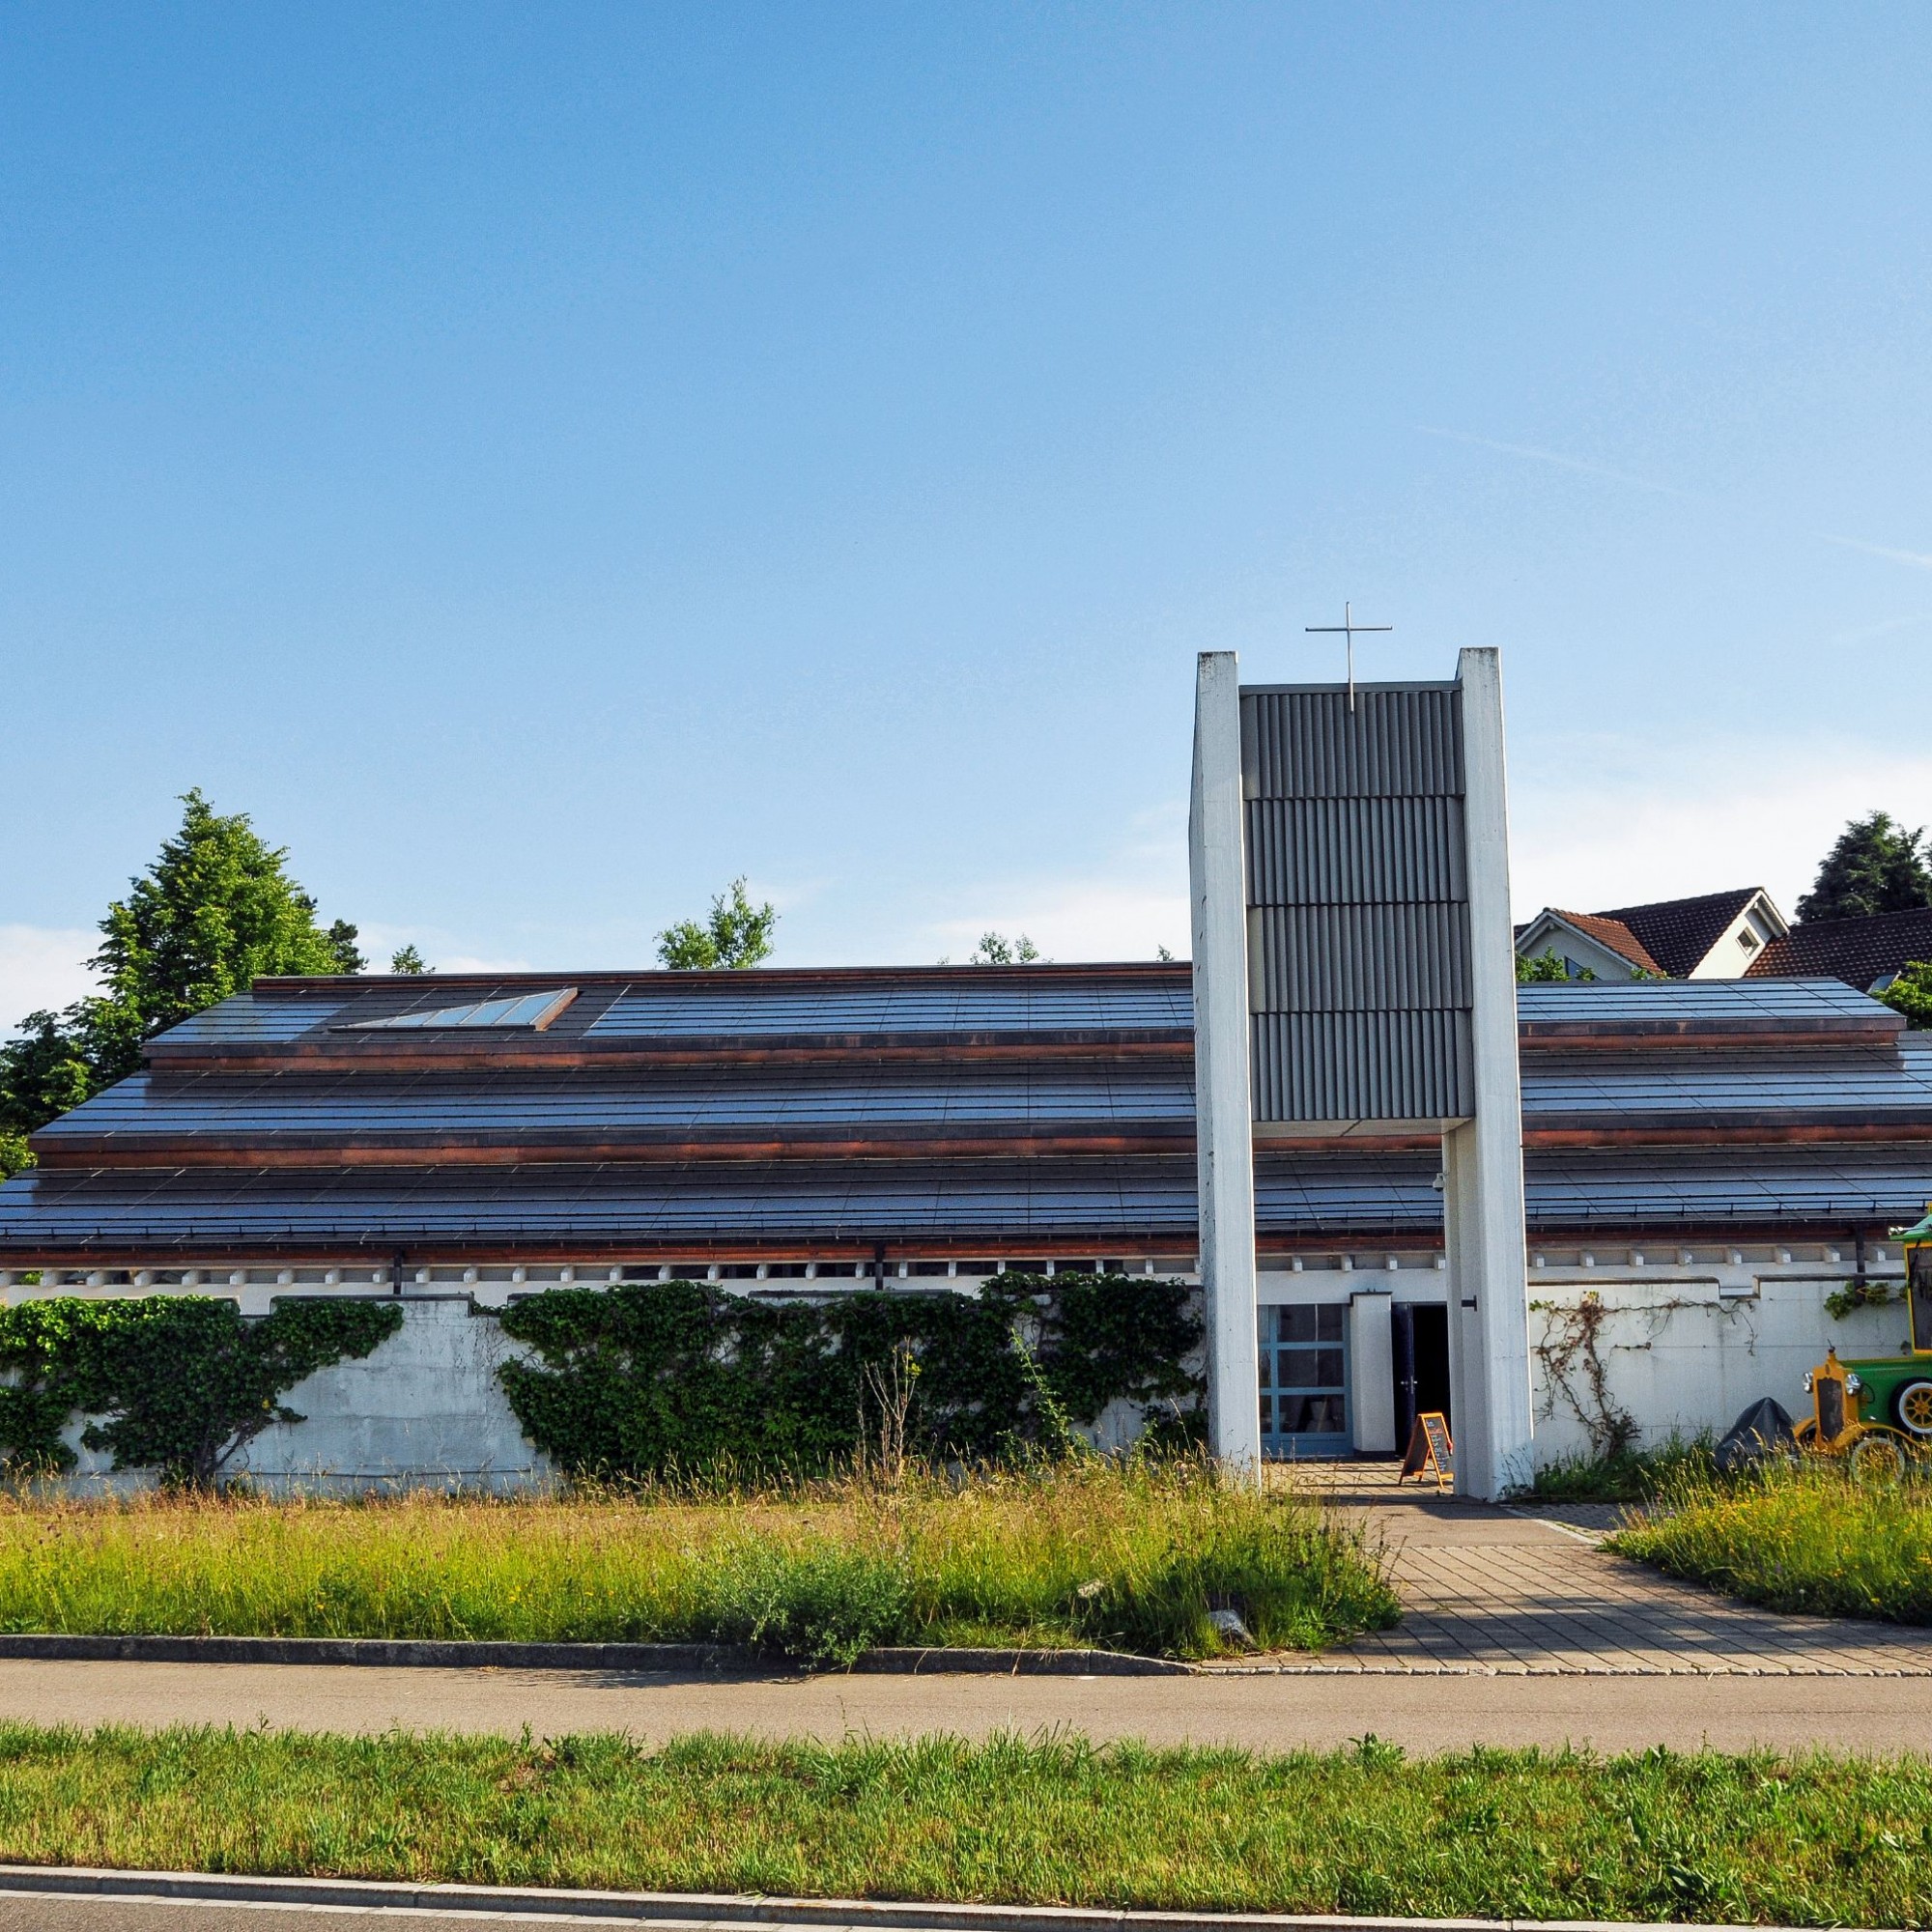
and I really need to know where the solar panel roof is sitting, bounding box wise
[6,1144,1930,1256]
[1515,978,1889,1025]
[32,1061,1198,1147]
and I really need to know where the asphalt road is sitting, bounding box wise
[0,1657,1926,1753]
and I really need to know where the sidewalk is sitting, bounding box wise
[1276,1461,1932,1676]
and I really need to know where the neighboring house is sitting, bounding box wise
[1747,905,1932,994]
[1515,887,1789,981]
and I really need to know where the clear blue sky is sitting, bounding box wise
[5,3,1931,1009]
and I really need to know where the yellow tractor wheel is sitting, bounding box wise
[1849,1431,1911,1487]
[1898,1379,1932,1439]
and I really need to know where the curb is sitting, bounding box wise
[0,1634,1191,1676]
[0,1865,1823,1930]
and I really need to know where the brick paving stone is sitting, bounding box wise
[1248,1462,1932,1677]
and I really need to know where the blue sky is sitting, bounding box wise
[5,3,1931,1010]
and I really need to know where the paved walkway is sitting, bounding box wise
[2,1654,1931,1753]
[1276,1463,1932,1676]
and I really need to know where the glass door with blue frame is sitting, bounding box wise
[1260,1303,1350,1457]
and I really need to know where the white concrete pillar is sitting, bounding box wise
[1447,646,1534,1498]
[1349,1291,1397,1453]
[1189,650,1262,1472]
[1441,1120,1483,1479]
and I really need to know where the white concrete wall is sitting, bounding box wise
[236,1297,550,1492]
[41,1297,550,1495]
[4,1254,1897,1482]
[1256,1245,1902,1465]
[1524,1252,1908,1462]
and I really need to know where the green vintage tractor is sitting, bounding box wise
[1796,1209,1932,1482]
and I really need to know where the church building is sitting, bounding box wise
[0,955,1927,1481]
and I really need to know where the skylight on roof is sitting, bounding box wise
[340,989,577,1033]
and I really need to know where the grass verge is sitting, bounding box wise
[1610,1461,1932,1623]
[0,1461,1396,1663]
[0,1725,1926,1924]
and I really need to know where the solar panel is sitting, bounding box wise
[337,990,577,1033]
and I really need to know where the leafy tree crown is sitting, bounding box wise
[1517,947,1590,983]
[657,877,778,970]
[1881,960,1932,1031]
[971,932,1041,965]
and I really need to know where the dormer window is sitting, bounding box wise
[1738,928,1760,953]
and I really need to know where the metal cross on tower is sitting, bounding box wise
[1304,602,1393,711]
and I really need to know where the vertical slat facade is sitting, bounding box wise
[1240,684,1476,1123]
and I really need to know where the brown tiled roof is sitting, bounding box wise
[1537,910,1666,977]
[1747,906,1932,991]
[1592,888,1764,979]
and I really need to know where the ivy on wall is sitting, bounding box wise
[0,1296,403,1487]
[497,1272,1203,1478]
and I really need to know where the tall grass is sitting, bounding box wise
[1525,1437,1714,1504]
[1611,1460,1932,1623]
[0,1725,1926,1923]
[0,1460,1397,1663]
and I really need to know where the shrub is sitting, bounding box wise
[706,1542,912,1667]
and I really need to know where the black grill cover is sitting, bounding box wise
[1715,1397,1798,1471]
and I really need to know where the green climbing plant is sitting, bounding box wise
[496,1272,1202,1478]
[0,1296,403,1486]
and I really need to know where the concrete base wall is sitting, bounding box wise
[8,1256,1901,1486]
[51,1298,552,1495]
[238,1297,551,1492]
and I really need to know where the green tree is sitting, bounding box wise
[656,877,778,970]
[1517,948,1572,982]
[0,790,362,1137]
[1881,960,1932,1030]
[0,1009,101,1141]
[1797,811,1932,923]
[971,932,1042,965]
[388,944,430,974]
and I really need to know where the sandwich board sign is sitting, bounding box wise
[1399,1412,1455,1492]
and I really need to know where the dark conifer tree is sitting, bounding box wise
[1796,811,1932,923]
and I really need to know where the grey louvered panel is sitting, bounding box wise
[1251,1010,1475,1122]
[1246,904,1471,1012]
[1240,686,1463,800]
[1245,797,1468,906]
[1237,681,1474,1124]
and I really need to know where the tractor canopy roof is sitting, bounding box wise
[1893,1208,1932,1244]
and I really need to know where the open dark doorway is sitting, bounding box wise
[1391,1302,1451,1449]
